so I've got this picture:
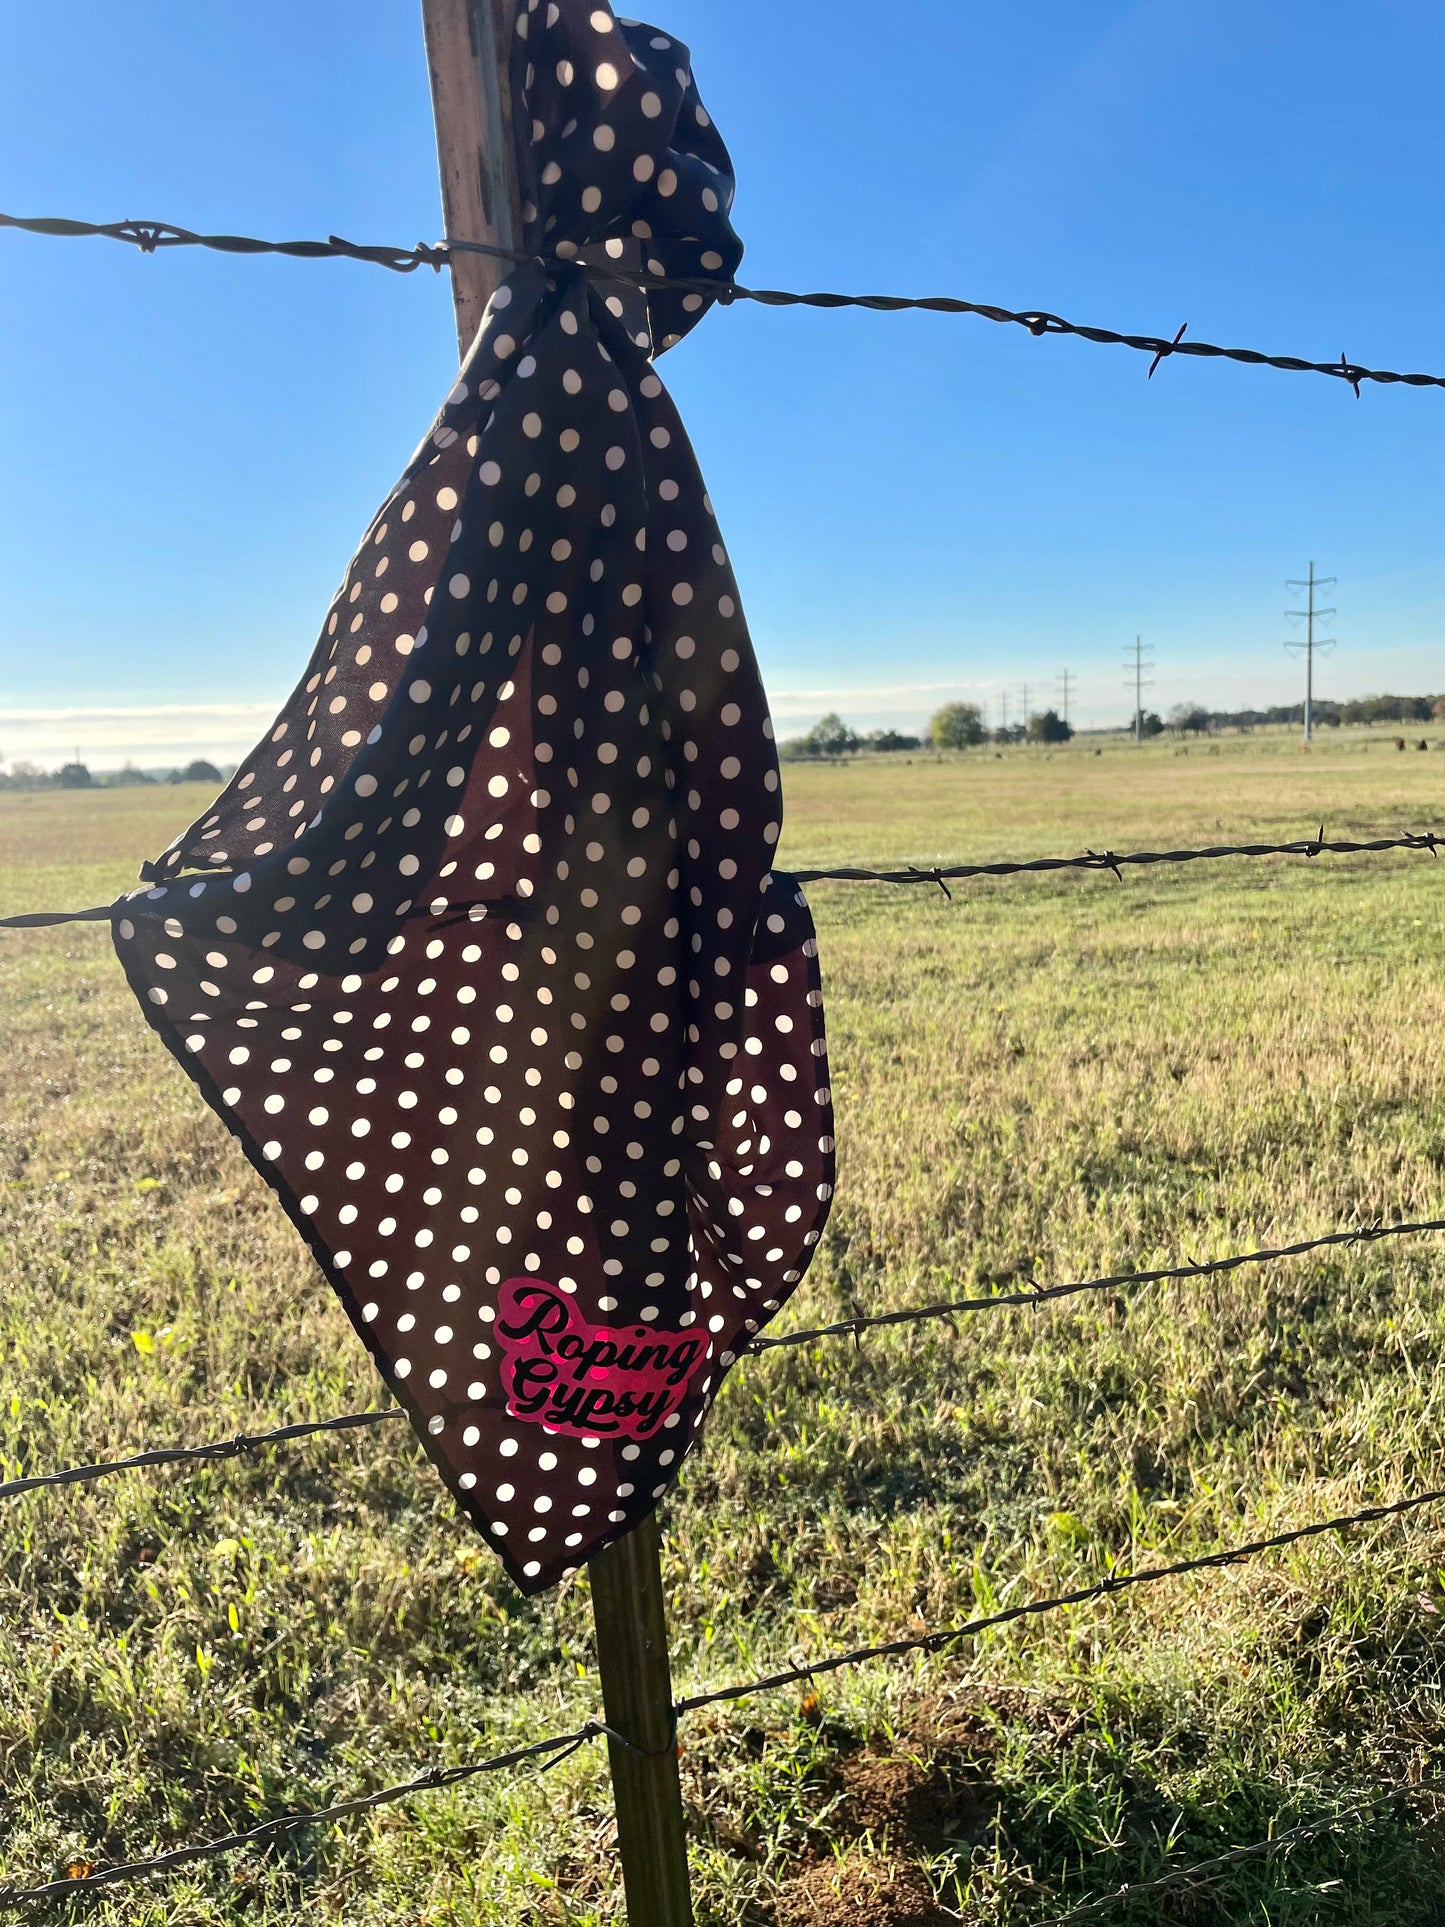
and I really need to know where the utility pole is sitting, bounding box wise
[1123,636,1154,744]
[1019,682,1031,728]
[1284,563,1336,743]
[420,8,693,1924]
[1057,670,1073,727]
[999,687,1010,736]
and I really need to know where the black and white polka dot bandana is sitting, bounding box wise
[113,0,835,1593]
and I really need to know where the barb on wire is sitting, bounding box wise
[6,827,1443,933]
[4,210,1445,393]
[0,1407,404,1503]
[1034,1778,1435,1925]
[674,1486,1445,1715]
[0,1725,599,1910]
[1147,320,1187,380]
[750,1215,1445,1353]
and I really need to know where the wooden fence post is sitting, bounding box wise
[420,0,522,357]
[420,8,694,1919]
[589,1513,694,1925]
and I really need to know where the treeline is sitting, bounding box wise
[782,702,1072,759]
[0,759,226,791]
[781,715,922,757]
[1167,694,1445,734]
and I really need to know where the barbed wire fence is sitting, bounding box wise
[0,1486,1441,1911]
[4,1214,1443,1505]
[3,823,1442,929]
[4,181,1445,1923]
[5,209,1445,394]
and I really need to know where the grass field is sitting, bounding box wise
[5,731,1445,1924]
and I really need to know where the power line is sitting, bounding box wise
[1285,561,1337,744]
[6,826,1441,933]
[2,211,1443,394]
[1124,634,1155,744]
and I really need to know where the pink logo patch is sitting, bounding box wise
[494,1277,703,1441]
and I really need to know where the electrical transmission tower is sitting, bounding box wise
[1284,563,1336,742]
[1058,669,1073,725]
[1019,683,1031,729]
[1124,636,1154,744]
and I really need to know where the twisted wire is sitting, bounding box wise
[0,1407,403,1503]
[2,211,1441,393]
[0,1726,600,1910]
[673,1486,1445,1713]
[1034,1778,1436,1926]
[790,828,1445,888]
[750,1215,1445,1353]
[0,212,461,274]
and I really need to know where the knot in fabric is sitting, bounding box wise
[514,2,742,353]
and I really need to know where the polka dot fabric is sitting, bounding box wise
[113,0,834,1594]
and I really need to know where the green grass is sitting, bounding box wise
[4,731,1445,1923]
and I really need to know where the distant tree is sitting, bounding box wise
[1168,703,1211,737]
[864,728,921,752]
[806,712,860,757]
[2,760,47,790]
[56,762,92,788]
[991,723,1021,746]
[1136,710,1165,738]
[930,702,985,751]
[180,758,222,784]
[1026,708,1073,744]
[112,763,155,787]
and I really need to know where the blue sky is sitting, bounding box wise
[2,0,1442,765]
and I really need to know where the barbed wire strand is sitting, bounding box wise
[3,826,1440,932]
[3,1490,1439,1909]
[1033,1777,1436,1927]
[3,212,1443,393]
[0,213,459,275]
[0,1725,600,1911]
[5,1217,1438,1505]
[674,1486,1445,1713]
[750,1215,1445,1353]
[0,1408,404,1503]
[791,828,1444,887]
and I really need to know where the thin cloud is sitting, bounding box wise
[0,701,281,770]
